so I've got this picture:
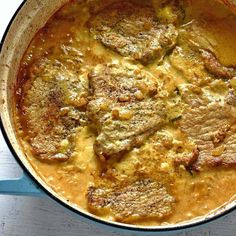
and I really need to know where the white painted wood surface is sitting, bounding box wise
[1,1,236,235]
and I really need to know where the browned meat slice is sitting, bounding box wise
[87,63,166,159]
[174,147,199,171]
[179,102,236,170]
[94,101,166,158]
[200,49,236,80]
[22,78,75,161]
[87,63,159,126]
[168,46,213,86]
[87,1,178,65]
[19,48,88,161]
[87,178,175,222]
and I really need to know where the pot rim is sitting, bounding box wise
[0,0,236,232]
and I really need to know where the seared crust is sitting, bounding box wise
[87,63,166,159]
[18,46,88,161]
[87,1,178,65]
[22,76,75,161]
[200,49,236,80]
[87,178,175,222]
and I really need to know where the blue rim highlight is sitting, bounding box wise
[0,173,43,196]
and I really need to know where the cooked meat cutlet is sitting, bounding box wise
[93,100,167,159]
[87,1,178,65]
[200,49,236,80]
[87,178,175,222]
[19,48,88,161]
[22,77,75,161]
[179,102,236,170]
[87,63,167,159]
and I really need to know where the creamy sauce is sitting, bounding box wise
[16,0,236,226]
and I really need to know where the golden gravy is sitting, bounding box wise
[16,0,236,226]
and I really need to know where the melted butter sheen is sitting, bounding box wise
[17,0,236,226]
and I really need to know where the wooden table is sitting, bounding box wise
[1,1,236,235]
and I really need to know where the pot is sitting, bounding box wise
[0,0,236,233]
